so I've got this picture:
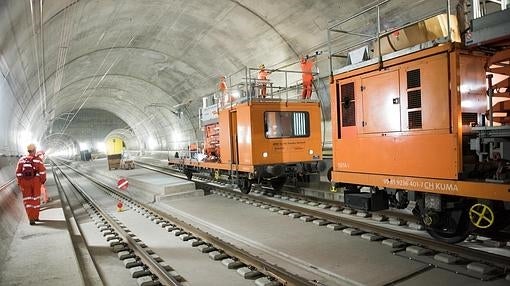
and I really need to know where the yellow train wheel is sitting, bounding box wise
[469,203,495,229]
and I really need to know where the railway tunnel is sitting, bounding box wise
[1,0,510,285]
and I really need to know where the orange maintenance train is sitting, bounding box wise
[169,68,323,194]
[328,2,510,242]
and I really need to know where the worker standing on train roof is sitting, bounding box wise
[300,55,315,99]
[258,64,270,98]
[218,76,229,105]
[36,150,49,204]
[15,144,46,225]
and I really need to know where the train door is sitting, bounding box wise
[360,70,401,134]
[230,111,239,164]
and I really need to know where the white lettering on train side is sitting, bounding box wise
[382,179,458,192]
[337,162,349,169]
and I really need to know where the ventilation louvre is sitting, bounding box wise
[407,69,421,89]
[408,111,422,129]
[341,83,356,127]
[407,90,422,109]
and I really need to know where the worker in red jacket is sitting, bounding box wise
[16,144,46,225]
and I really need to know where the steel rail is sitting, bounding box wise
[138,161,419,224]
[52,165,105,286]
[54,162,183,286]
[220,188,510,270]
[129,162,510,268]
[61,160,315,286]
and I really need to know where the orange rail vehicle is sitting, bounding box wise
[330,41,510,242]
[169,99,323,193]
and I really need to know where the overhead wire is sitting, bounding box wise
[58,3,174,139]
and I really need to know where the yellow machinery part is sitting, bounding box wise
[106,137,123,155]
[469,203,495,229]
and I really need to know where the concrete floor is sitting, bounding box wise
[2,159,509,285]
[0,171,84,286]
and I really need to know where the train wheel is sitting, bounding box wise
[238,177,252,194]
[424,209,471,244]
[270,176,286,192]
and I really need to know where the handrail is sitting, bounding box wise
[328,0,453,77]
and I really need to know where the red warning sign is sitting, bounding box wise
[117,178,129,190]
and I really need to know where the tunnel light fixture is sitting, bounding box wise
[147,137,158,150]
[79,142,90,150]
[96,142,106,153]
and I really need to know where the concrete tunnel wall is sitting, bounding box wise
[0,157,25,264]
[0,0,449,158]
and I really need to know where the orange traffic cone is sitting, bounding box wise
[116,200,124,212]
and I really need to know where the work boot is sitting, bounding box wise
[29,220,35,225]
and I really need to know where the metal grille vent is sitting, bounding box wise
[341,83,355,127]
[462,112,478,126]
[408,110,422,129]
[407,90,421,109]
[407,69,421,89]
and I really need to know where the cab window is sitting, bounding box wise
[264,111,309,138]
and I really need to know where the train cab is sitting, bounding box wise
[170,68,323,193]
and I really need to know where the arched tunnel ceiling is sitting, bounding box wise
[0,0,447,154]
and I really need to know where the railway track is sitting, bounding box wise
[134,161,510,277]
[53,160,314,286]
[137,161,509,242]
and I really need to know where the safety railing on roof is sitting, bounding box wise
[327,0,455,77]
[472,0,508,19]
[211,66,319,111]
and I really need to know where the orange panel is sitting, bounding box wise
[399,53,450,131]
[235,105,253,165]
[219,110,233,164]
[459,54,488,114]
[332,47,461,181]
[361,70,401,133]
[334,132,458,179]
[332,171,510,201]
[249,102,322,165]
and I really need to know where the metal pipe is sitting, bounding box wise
[327,29,333,82]
[328,0,391,29]
[377,4,382,68]
[487,74,494,127]
[329,29,374,38]
[447,0,451,42]
[40,0,47,119]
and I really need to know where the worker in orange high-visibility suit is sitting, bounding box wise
[300,55,315,99]
[258,64,270,98]
[36,150,49,204]
[218,76,229,105]
[16,144,46,225]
